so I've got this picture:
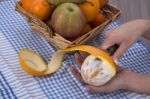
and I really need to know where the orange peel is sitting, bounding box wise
[19,45,116,79]
[19,49,47,76]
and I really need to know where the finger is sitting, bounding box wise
[101,30,115,49]
[85,77,122,93]
[101,41,115,51]
[85,85,112,93]
[69,67,83,82]
[101,37,115,50]
[105,29,115,38]
[75,53,84,67]
[113,42,130,61]
[116,66,124,72]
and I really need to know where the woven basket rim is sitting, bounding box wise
[15,2,121,49]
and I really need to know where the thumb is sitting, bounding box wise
[113,42,129,62]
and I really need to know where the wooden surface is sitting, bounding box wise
[110,0,150,22]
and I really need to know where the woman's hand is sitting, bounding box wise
[69,53,128,93]
[69,19,150,94]
[101,19,150,62]
[69,53,150,94]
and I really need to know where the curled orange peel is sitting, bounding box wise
[18,49,47,76]
[19,45,116,76]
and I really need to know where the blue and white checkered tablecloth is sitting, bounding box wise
[0,0,150,99]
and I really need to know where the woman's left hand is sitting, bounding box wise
[69,53,129,93]
[69,53,150,94]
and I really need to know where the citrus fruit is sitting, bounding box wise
[79,0,100,22]
[21,0,53,20]
[90,12,106,28]
[80,24,92,36]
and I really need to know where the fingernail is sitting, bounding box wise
[113,58,118,65]
[84,87,90,92]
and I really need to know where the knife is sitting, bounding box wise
[105,44,119,56]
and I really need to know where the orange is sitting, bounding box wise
[99,0,108,8]
[90,12,106,28]
[21,0,53,20]
[80,24,92,36]
[79,0,100,23]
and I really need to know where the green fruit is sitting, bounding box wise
[48,0,87,6]
[49,3,86,40]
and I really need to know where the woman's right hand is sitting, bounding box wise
[101,19,150,62]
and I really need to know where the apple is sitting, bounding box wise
[49,3,86,40]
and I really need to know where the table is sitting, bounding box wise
[0,0,150,98]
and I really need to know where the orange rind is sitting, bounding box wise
[18,45,116,79]
[19,49,47,76]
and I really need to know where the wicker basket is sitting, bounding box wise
[15,2,121,49]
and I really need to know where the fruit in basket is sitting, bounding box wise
[99,0,108,8]
[90,12,106,28]
[48,0,87,6]
[49,3,86,40]
[80,24,92,36]
[19,49,47,76]
[21,0,53,20]
[79,0,100,23]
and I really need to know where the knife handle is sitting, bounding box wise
[105,44,119,56]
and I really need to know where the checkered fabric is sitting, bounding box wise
[0,0,150,98]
